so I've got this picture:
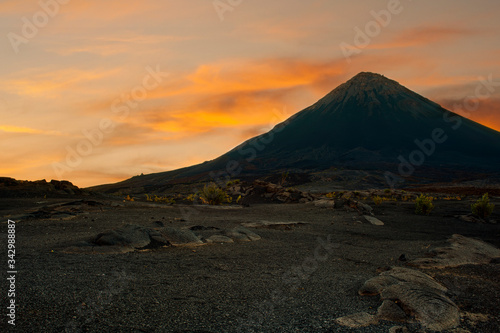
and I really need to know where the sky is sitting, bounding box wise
[1,0,499,187]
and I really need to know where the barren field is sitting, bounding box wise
[1,195,499,333]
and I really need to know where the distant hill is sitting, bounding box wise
[0,177,83,198]
[91,72,500,193]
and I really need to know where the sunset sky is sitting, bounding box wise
[1,0,500,187]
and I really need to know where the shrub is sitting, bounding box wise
[415,194,434,215]
[280,171,289,186]
[471,193,494,219]
[372,196,383,205]
[124,195,134,202]
[199,183,230,205]
[154,195,175,204]
[186,193,199,202]
[226,179,240,187]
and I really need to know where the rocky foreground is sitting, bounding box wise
[1,186,499,332]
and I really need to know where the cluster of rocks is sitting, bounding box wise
[63,223,261,254]
[0,177,84,198]
[336,235,500,332]
[408,234,500,269]
[455,213,497,224]
[8,200,104,221]
[226,180,316,204]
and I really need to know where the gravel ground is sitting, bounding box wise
[1,198,499,332]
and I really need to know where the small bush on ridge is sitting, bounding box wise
[471,193,494,219]
[415,194,434,215]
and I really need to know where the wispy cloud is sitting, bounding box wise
[0,125,63,136]
[366,26,477,50]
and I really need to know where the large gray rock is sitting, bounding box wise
[363,215,384,226]
[94,224,156,248]
[157,227,203,246]
[354,266,460,331]
[224,226,261,242]
[242,220,308,229]
[409,234,500,268]
[206,235,234,243]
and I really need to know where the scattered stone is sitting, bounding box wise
[63,245,135,254]
[377,299,408,322]
[363,215,384,226]
[380,282,459,331]
[388,326,409,333]
[461,312,491,325]
[189,225,220,231]
[409,234,500,268]
[356,266,460,331]
[357,202,374,215]
[242,220,308,229]
[313,199,335,208]
[224,226,261,242]
[230,180,315,204]
[335,312,378,328]
[205,235,234,243]
[456,214,485,224]
[157,227,203,246]
[94,224,155,248]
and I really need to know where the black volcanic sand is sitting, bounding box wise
[1,197,500,333]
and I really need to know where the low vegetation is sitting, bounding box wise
[199,182,232,205]
[471,193,494,219]
[226,179,241,187]
[372,195,383,205]
[146,194,175,204]
[415,194,434,215]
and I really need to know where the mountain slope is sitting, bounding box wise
[92,72,500,192]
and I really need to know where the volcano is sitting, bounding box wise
[94,72,500,192]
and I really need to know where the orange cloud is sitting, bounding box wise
[47,34,192,57]
[0,125,62,135]
[1,68,121,98]
[366,26,477,50]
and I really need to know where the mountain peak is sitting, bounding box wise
[317,72,407,109]
[345,72,401,90]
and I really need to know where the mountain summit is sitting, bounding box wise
[94,72,500,192]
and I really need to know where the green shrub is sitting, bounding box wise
[415,194,434,215]
[372,196,383,205]
[226,179,240,187]
[471,193,494,219]
[199,183,230,205]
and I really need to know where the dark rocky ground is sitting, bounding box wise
[0,194,499,333]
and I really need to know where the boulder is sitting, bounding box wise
[242,220,308,230]
[313,199,335,208]
[94,224,155,248]
[409,234,500,268]
[224,226,261,241]
[206,235,234,243]
[354,267,460,331]
[157,227,203,246]
[363,215,384,226]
